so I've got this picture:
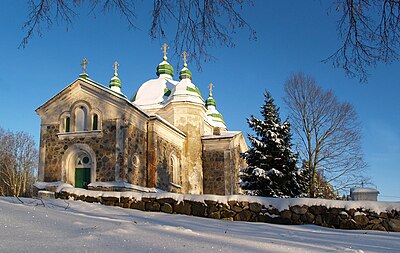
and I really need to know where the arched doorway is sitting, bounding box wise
[62,144,96,188]
[75,153,91,189]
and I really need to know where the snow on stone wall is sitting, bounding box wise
[56,187,400,232]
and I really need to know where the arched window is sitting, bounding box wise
[171,154,180,184]
[75,106,88,131]
[65,117,70,132]
[92,114,98,130]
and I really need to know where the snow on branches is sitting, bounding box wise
[240,92,307,198]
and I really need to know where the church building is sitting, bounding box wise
[36,45,247,195]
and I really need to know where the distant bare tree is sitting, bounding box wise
[283,73,368,198]
[20,0,256,68]
[327,0,400,82]
[0,128,38,197]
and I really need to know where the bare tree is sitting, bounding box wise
[0,127,38,197]
[20,0,256,69]
[326,0,400,82]
[283,73,367,198]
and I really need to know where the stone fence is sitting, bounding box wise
[56,188,400,232]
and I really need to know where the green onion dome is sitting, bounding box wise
[179,66,192,80]
[157,58,174,77]
[169,63,203,105]
[205,90,226,129]
[205,96,216,108]
[109,73,122,94]
[133,56,178,110]
[110,61,122,94]
[110,74,122,88]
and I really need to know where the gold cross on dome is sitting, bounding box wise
[182,51,188,67]
[113,61,119,75]
[161,43,169,60]
[80,58,88,73]
[208,83,214,97]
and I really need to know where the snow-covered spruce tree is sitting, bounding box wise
[240,92,306,197]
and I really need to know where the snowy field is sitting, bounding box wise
[0,197,399,253]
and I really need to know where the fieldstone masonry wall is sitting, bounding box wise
[96,121,118,181]
[42,124,62,182]
[229,146,246,194]
[123,124,147,185]
[154,135,182,192]
[203,150,225,195]
[42,121,117,182]
[203,145,245,195]
[57,189,400,232]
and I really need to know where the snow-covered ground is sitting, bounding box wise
[0,197,399,253]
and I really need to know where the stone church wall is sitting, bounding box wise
[123,124,147,186]
[229,146,247,194]
[42,120,117,182]
[96,120,118,181]
[42,124,62,182]
[202,142,246,195]
[203,150,225,195]
[153,135,182,192]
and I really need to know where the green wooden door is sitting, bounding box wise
[75,168,90,189]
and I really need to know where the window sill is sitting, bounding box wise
[57,130,103,140]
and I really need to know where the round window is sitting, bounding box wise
[82,156,90,164]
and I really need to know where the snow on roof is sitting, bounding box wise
[202,131,240,140]
[133,77,178,109]
[88,181,164,193]
[158,60,170,66]
[351,187,380,194]
[167,78,204,105]
[205,105,226,129]
[57,187,400,214]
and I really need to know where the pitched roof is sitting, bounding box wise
[36,77,148,118]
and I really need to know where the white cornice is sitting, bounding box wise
[57,130,103,140]
[148,116,186,149]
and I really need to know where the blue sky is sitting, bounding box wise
[0,1,399,201]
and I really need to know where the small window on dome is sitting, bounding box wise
[92,114,98,130]
[65,117,70,132]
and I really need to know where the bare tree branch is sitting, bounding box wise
[284,73,368,197]
[325,0,400,82]
[20,0,256,69]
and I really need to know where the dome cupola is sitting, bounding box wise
[132,44,178,110]
[109,61,122,94]
[168,52,203,105]
[179,52,192,80]
[205,83,226,130]
[156,43,174,78]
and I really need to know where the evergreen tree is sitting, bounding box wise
[240,92,306,197]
